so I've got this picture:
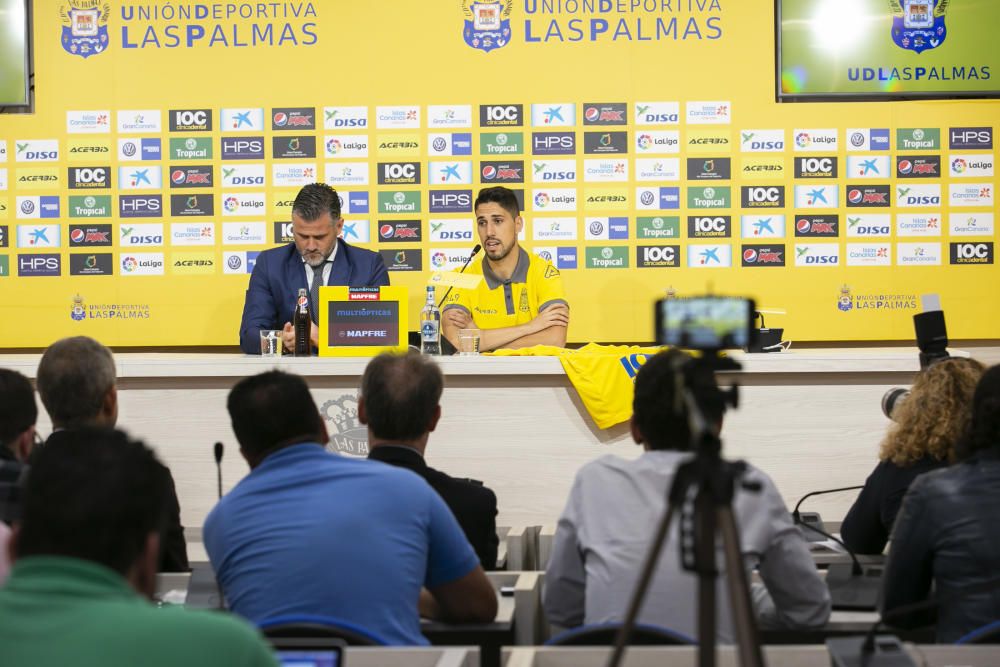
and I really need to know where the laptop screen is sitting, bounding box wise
[276,650,340,667]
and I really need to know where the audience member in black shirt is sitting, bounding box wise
[0,370,39,526]
[882,364,1000,642]
[362,351,499,569]
[35,336,189,572]
[841,357,984,554]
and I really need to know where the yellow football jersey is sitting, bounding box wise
[443,248,566,329]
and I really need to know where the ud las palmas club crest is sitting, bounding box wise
[837,285,854,312]
[71,294,86,321]
[321,394,369,456]
[60,1,110,58]
[889,0,949,54]
[462,0,512,53]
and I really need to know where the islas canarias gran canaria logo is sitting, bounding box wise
[889,0,949,54]
[462,0,512,53]
[60,1,110,58]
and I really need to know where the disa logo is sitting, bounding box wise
[462,0,512,53]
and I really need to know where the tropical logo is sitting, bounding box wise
[60,1,110,59]
[462,0,512,53]
[889,0,948,54]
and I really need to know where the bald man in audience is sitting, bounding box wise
[35,336,189,572]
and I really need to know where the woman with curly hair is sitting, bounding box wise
[881,364,1000,642]
[840,357,985,555]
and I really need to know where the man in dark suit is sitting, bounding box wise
[362,352,499,569]
[35,336,189,572]
[238,182,389,354]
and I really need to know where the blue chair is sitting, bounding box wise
[258,614,388,646]
[955,619,1000,644]
[546,622,695,646]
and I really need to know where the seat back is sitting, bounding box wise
[259,614,388,646]
[955,619,1000,644]
[546,622,694,646]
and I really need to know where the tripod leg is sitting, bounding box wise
[717,505,767,667]
[696,488,717,667]
[606,502,677,667]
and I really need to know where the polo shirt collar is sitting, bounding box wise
[6,556,140,602]
[481,247,529,290]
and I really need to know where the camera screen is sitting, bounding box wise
[656,296,754,350]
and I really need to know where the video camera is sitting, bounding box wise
[881,296,951,420]
[654,295,756,351]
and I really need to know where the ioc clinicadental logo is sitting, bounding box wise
[462,0,512,53]
[60,1,110,59]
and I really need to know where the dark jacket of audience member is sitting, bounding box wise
[0,428,276,667]
[360,351,499,571]
[882,364,1000,642]
[0,369,38,527]
[841,358,984,555]
[368,445,499,570]
[35,336,189,571]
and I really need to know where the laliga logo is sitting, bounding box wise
[432,251,448,268]
[795,133,811,149]
[462,0,512,53]
[224,197,240,212]
[534,192,550,208]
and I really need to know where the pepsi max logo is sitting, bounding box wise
[848,189,862,204]
[898,160,912,175]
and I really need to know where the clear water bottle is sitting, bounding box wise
[420,286,441,355]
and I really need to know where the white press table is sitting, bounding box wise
[2,348,956,530]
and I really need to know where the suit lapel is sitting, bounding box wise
[328,240,352,286]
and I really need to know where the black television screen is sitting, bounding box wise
[777,0,1000,101]
[0,0,30,107]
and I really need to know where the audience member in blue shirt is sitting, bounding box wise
[204,370,497,645]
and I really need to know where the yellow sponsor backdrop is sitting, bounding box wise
[0,0,997,347]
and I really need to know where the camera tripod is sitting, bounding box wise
[606,353,767,667]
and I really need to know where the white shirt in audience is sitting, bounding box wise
[544,450,831,642]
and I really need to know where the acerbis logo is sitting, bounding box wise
[950,242,994,265]
[170,109,212,132]
[480,104,523,127]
